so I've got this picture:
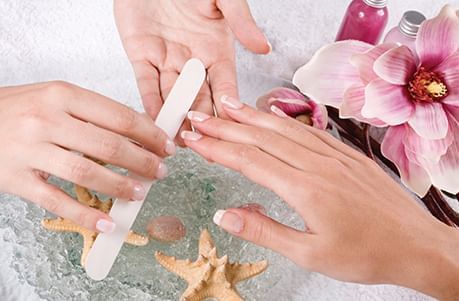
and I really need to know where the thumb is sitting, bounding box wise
[213,208,308,263]
[217,0,271,55]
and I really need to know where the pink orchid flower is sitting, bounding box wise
[292,5,459,196]
[256,87,328,130]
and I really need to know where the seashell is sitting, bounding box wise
[147,216,186,243]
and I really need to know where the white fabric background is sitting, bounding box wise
[1,1,458,300]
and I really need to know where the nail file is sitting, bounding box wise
[85,58,206,281]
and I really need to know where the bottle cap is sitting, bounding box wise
[363,0,387,9]
[399,11,427,37]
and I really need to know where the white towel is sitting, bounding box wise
[1,1,456,300]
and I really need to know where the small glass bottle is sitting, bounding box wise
[336,0,389,45]
[383,11,426,54]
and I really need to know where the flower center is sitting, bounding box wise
[408,67,448,103]
[295,114,313,126]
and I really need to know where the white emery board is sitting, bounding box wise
[85,58,206,281]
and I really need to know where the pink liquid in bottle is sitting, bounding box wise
[384,11,426,55]
[336,0,389,45]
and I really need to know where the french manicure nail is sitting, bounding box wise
[213,210,226,225]
[156,162,168,180]
[96,219,116,233]
[181,131,203,141]
[270,105,288,118]
[221,95,244,110]
[133,184,146,201]
[165,139,176,156]
[187,111,211,122]
[213,210,244,234]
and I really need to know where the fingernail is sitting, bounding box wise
[221,95,244,110]
[270,105,288,118]
[133,184,146,201]
[188,111,211,122]
[267,41,273,54]
[165,139,176,156]
[156,162,168,180]
[213,210,244,234]
[239,203,267,215]
[96,219,116,233]
[181,131,203,141]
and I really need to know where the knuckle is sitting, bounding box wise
[237,145,260,167]
[283,120,308,137]
[41,81,74,99]
[100,136,123,160]
[75,209,91,228]
[113,178,132,198]
[18,111,48,138]
[67,160,92,182]
[150,126,165,146]
[248,218,273,245]
[115,107,138,133]
[250,129,277,147]
[143,155,159,177]
[37,187,61,214]
[214,81,237,95]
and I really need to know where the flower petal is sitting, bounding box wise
[293,40,372,108]
[417,5,459,69]
[403,125,453,163]
[350,43,398,84]
[434,51,459,107]
[447,105,459,121]
[373,46,417,85]
[309,100,329,130]
[362,79,415,125]
[271,100,311,116]
[408,102,449,139]
[381,125,432,197]
[340,84,387,127]
[421,114,459,194]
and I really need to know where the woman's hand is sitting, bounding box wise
[182,96,459,301]
[114,0,270,122]
[0,82,174,234]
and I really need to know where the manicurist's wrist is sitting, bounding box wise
[435,226,459,301]
[410,224,459,300]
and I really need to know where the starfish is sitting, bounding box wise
[42,184,149,267]
[155,229,268,301]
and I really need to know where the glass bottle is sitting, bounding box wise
[336,0,389,45]
[383,11,426,54]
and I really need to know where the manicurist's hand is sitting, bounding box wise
[114,0,270,124]
[0,82,174,233]
[181,97,459,301]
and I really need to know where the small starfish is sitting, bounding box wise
[155,229,268,301]
[42,184,149,267]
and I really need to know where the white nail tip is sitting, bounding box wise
[96,219,116,234]
[213,210,226,226]
[267,41,273,54]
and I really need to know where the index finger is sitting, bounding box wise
[52,83,172,157]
